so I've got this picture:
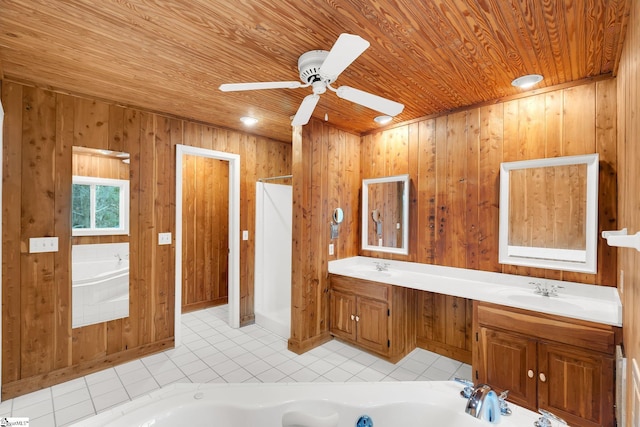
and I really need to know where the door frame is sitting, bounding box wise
[175,144,240,345]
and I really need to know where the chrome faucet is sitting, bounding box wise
[465,384,501,423]
[530,281,564,297]
[374,261,390,271]
[455,379,511,423]
[534,408,567,426]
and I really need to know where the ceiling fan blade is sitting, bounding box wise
[291,94,320,126]
[336,86,404,116]
[219,81,302,92]
[319,33,370,81]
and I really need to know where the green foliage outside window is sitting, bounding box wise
[72,177,128,235]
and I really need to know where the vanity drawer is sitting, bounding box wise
[476,302,616,355]
[329,274,390,302]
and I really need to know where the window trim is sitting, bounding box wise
[72,175,130,236]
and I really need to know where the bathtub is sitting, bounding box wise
[77,381,539,426]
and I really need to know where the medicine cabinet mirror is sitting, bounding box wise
[361,174,409,255]
[71,146,131,328]
[499,154,599,273]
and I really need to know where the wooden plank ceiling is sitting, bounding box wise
[0,0,630,142]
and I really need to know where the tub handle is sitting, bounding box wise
[282,411,339,427]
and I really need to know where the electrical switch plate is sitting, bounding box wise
[29,237,59,253]
[328,243,334,256]
[242,230,249,241]
[620,270,624,294]
[158,232,172,245]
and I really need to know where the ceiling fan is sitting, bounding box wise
[219,33,405,126]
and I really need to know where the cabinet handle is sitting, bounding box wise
[355,315,360,322]
[539,372,547,382]
[527,370,534,378]
[350,314,355,321]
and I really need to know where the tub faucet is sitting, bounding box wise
[464,384,501,423]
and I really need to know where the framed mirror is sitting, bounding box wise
[71,147,131,328]
[499,154,599,273]
[362,174,409,255]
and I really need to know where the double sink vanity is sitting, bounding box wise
[328,256,621,427]
[338,155,620,426]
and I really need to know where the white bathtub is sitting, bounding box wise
[76,381,539,426]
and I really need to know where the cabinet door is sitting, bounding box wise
[329,290,356,342]
[476,327,537,410]
[356,297,389,355]
[538,342,615,427]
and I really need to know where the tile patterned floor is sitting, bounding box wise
[0,305,472,426]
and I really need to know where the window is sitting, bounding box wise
[72,176,129,236]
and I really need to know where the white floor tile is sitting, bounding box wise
[124,378,160,399]
[53,388,91,411]
[323,367,353,382]
[0,305,470,427]
[54,399,95,426]
[30,412,56,427]
[93,388,130,413]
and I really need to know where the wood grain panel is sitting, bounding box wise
[181,154,229,313]
[1,82,291,398]
[2,82,24,383]
[289,119,360,354]
[616,0,640,424]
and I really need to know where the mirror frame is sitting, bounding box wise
[361,174,410,255]
[498,153,599,273]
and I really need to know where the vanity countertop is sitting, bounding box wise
[328,256,622,327]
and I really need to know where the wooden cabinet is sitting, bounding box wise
[329,274,414,362]
[474,302,618,427]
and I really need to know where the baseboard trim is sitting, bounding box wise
[287,332,332,355]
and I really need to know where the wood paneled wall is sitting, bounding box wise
[1,81,291,398]
[181,154,229,313]
[361,80,617,286]
[617,0,640,424]
[292,79,617,363]
[289,119,361,353]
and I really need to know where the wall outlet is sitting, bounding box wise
[243,230,249,241]
[29,237,59,253]
[328,243,334,256]
[158,232,172,245]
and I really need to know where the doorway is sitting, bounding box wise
[175,145,240,346]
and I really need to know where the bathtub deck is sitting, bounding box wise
[0,304,471,426]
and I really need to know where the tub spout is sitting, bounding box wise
[465,384,501,423]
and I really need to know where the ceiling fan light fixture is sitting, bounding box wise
[374,115,393,125]
[511,74,543,89]
[240,116,258,126]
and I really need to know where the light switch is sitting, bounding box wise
[329,243,334,256]
[158,232,172,245]
[29,237,59,253]
[243,230,249,241]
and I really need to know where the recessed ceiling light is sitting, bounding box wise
[240,116,258,126]
[374,115,393,125]
[511,74,543,89]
